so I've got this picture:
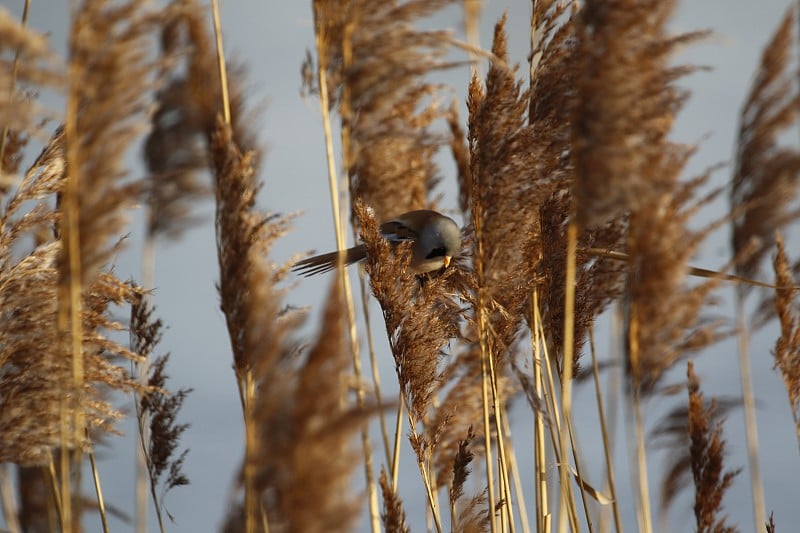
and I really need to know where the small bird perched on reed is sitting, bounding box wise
[293,209,461,276]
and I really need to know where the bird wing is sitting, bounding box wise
[379,219,418,242]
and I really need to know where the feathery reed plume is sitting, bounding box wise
[540,193,628,372]
[468,16,554,352]
[356,202,462,425]
[211,112,289,370]
[449,426,475,512]
[62,6,162,526]
[572,5,716,531]
[379,468,410,533]
[316,0,460,221]
[528,0,576,129]
[571,0,718,390]
[356,201,465,528]
[654,377,739,517]
[142,355,191,523]
[657,363,740,531]
[766,512,776,533]
[251,278,366,533]
[685,362,739,533]
[0,124,146,466]
[205,33,348,530]
[143,1,217,240]
[466,18,554,529]
[130,296,191,526]
[526,3,630,369]
[731,7,800,284]
[626,173,725,392]
[64,0,159,282]
[725,10,798,528]
[771,233,800,447]
[210,81,293,528]
[0,6,63,143]
[453,490,490,533]
[429,360,517,487]
[573,0,707,230]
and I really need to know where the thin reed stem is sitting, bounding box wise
[0,0,29,173]
[312,12,380,532]
[87,442,110,533]
[539,311,580,532]
[135,232,155,533]
[531,291,550,533]
[630,388,652,533]
[557,220,577,533]
[243,371,257,533]
[539,314,579,532]
[484,322,515,532]
[502,408,531,533]
[735,291,766,530]
[391,392,404,491]
[210,0,231,125]
[47,455,63,530]
[62,8,89,526]
[588,327,622,533]
[563,400,594,533]
[409,428,443,533]
[478,303,497,533]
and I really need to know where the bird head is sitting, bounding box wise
[414,214,461,273]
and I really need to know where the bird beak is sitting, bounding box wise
[443,256,452,268]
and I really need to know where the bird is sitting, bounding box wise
[293,209,461,277]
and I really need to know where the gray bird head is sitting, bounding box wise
[414,214,461,273]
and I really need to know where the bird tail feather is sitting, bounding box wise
[291,245,367,276]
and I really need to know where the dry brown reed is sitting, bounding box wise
[251,277,366,533]
[314,0,459,222]
[130,296,191,526]
[732,7,800,284]
[379,468,410,533]
[468,16,549,355]
[0,119,147,466]
[655,370,739,514]
[0,243,147,465]
[527,2,629,370]
[356,202,463,426]
[430,362,517,487]
[684,362,739,533]
[0,6,62,146]
[571,0,719,392]
[207,15,370,529]
[766,512,776,533]
[772,234,800,448]
[64,1,158,283]
[727,10,800,528]
[573,0,707,230]
[143,2,216,240]
[447,101,471,217]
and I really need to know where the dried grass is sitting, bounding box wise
[314,0,459,222]
[0,124,147,466]
[732,7,800,284]
[771,233,800,447]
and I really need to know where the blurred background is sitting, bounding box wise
[1,1,798,531]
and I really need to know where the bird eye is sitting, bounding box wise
[426,246,446,259]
